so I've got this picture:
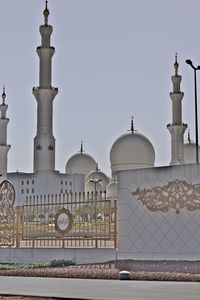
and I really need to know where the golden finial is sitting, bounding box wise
[131,116,134,133]
[188,129,191,143]
[128,116,137,133]
[174,52,179,75]
[80,141,83,153]
[96,163,100,171]
[43,0,49,25]
[2,85,6,104]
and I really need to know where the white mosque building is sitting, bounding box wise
[0,2,199,206]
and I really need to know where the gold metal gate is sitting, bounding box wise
[17,192,118,248]
[0,180,15,246]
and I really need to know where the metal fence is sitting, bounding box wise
[16,192,118,248]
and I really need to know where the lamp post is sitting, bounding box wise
[89,178,102,248]
[89,178,102,216]
[186,59,200,164]
[89,178,102,196]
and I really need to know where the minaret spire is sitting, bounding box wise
[0,86,10,175]
[43,1,49,25]
[33,2,58,172]
[167,56,187,165]
[2,86,6,104]
[174,53,179,76]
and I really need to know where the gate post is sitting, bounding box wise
[108,200,111,240]
[114,199,118,249]
[16,206,22,248]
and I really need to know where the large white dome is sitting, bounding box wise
[110,130,155,173]
[65,144,96,176]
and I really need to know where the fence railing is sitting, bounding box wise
[16,192,118,249]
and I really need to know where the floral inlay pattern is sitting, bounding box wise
[132,179,200,214]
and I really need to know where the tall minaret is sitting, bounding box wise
[0,87,11,175]
[167,55,187,165]
[33,1,58,172]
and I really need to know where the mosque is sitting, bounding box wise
[0,1,198,206]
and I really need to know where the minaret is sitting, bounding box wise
[33,1,58,172]
[0,87,11,175]
[167,55,187,165]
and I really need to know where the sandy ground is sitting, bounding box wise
[1,261,200,299]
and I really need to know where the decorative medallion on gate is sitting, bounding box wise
[132,179,200,214]
[54,208,73,235]
[0,180,15,246]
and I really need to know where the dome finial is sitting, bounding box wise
[80,141,83,153]
[128,116,137,133]
[188,129,191,143]
[96,163,100,171]
[43,0,49,25]
[131,116,134,133]
[129,116,136,133]
[2,85,6,104]
[174,52,179,75]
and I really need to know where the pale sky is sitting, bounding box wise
[0,0,200,176]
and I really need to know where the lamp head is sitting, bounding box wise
[89,178,102,183]
[186,59,193,66]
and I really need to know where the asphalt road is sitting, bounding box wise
[0,277,200,300]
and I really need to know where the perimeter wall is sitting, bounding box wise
[117,163,200,260]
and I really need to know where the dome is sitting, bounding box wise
[65,143,96,176]
[110,120,155,173]
[106,180,118,199]
[184,140,200,164]
[85,166,109,190]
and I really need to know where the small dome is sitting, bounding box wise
[184,140,200,164]
[106,180,118,199]
[65,143,96,176]
[85,166,109,190]
[110,126,155,173]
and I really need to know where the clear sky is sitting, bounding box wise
[1,0,200,176]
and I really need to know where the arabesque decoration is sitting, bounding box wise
[0,180,15,246]
[132,179,200,214]
[54,208,73,236]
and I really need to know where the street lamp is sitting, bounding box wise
[89,178,102,248]
[89,178,102,197]
[186,59,200,164]
[89,178,103,215]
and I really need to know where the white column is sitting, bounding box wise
[33,2,58,172]
[0,88,11,175]
[167,56,187,165]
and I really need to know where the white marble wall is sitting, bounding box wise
[8,171,85,206]
[117,164,200,260]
